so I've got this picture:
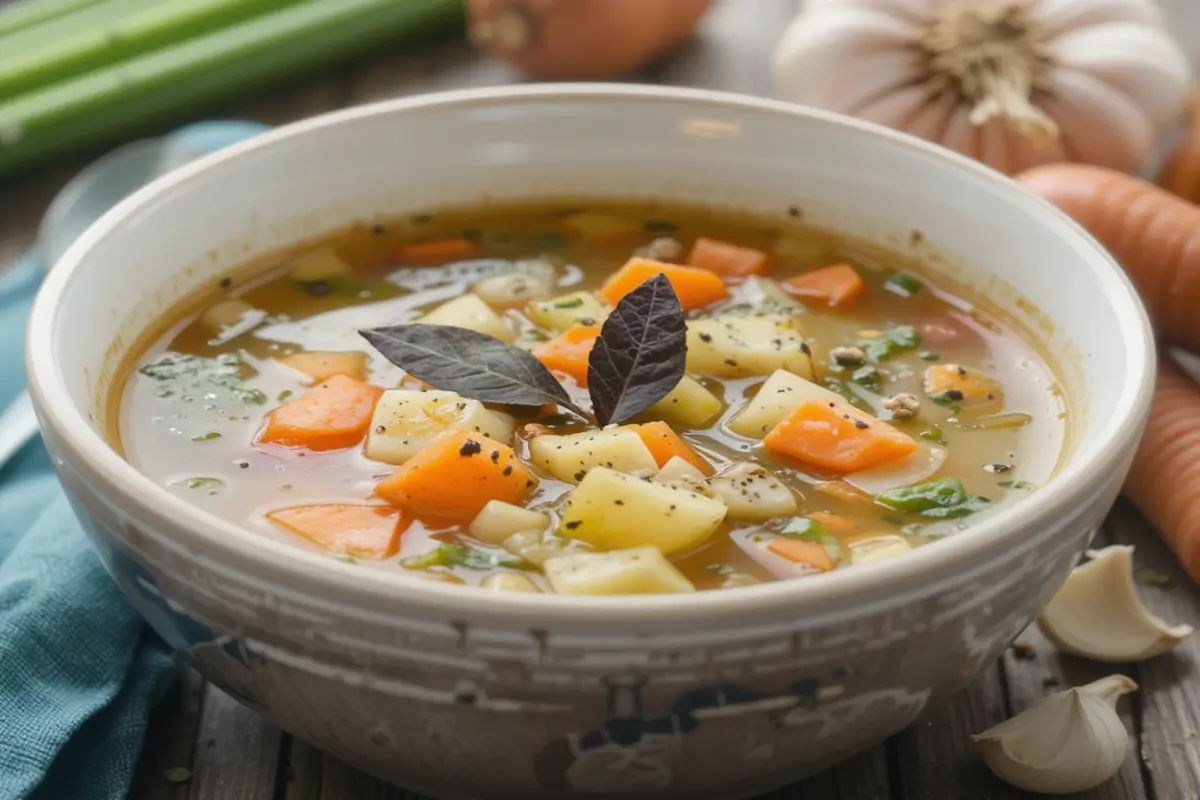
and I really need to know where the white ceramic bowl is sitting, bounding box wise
[26,86,1154,799]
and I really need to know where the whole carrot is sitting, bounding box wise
[1018,164,1200,352]
[1124,358,1200,583]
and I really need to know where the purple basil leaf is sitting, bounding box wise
[359,324,586,417]
[587,273,688,427]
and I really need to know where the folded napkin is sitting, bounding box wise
[0,254,176,800]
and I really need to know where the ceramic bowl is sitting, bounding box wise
[26,85,1154,800]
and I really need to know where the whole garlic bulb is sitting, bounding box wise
[971,675,1137,794]
[772,0,1193,175]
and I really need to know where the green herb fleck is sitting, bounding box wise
[277,389,293,402]
[336,554,359,565]
[705,563,735,575]
[929,390,963,410]
[884,273,923,297]
[918,350,940,362]
[153,386,174,398]
[552,297,585,309]
[643,219,677,232]
[861,325,920,362]
[920,425,944,442]
[401,543,531,572]
[461,228,484,243]
[139,353,267,406]
[1136,568,1173,588]
[851,365,883,392]
[779,517,831,542]
[531,232,566,250]
[876,478,991,519]
[997,480,1036,491]
[191,431,222,442]
[175,476,224,493]
[881,515,905,527]
[163,767,192,784]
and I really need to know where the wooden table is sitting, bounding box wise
[3,2,1200,798]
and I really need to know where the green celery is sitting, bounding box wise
[0,0,465,177]
[0,0,109,38]
[1,0,302,100]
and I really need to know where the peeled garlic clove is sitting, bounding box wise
[1037,0,1163,38]
[972,675,1137,795]
[1041,68,1152,173]
[1037,545,1192,662]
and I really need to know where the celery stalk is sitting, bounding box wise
[0,0,465,178]
[0,0,109,38]
[1,0,303,99]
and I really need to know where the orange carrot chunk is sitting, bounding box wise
[767,538,836,571]
[687,237,771,279]
[394,237,479,263]
[374,430,536,520]
[532,323,602,386]
[781,263,865,307]
[601,257,728,310]
[814,481,871,504]
[267,503,408,559]
[628,421,713,475]
[764,401,915,474]
[808,511,856,534]
[258,374,383,451]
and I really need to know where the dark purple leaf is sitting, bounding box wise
[587,274,688,427]
[359,324,585,416]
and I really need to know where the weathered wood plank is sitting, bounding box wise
[283,737,426,800]
[783,747,890,800]
[1108,499,1200,800]
[1000,524,1150,800]
[650,0,796,95]
[187,685,284,800]
[129,667,206,800]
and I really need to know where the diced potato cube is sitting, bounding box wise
[528,429,658,483]
[849,535,913,565]
[558,467,727,555]
[728,369,844,438]
[527,291,609,331]
[419,294,515,342]
[706,463,798,521]
[561,211,642,240]
[365,390,515,465]
[923,364,1004,408]
[726,276,802,312]
[278,351,368,382]
[502,530,588,566]
[481,572,542,592]
[473,273,550,310]
[544,547,695,595]
[287,248,352,282]
[686,314,814,379]
[469,500,551,545]
[645,375,723,428]
[200,299,261,334]
[655,456,707,485]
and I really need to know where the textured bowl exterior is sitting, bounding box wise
[27,86,1154,799]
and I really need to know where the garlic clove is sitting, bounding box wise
[898,90,959,143]
[854,83,930,130]
[810,48,925,115]
[1041,68,1152,173]
[972,675,1137,795]
[1037,0,1163,39]
[1036,545,1192,662]
[1052,23,1192,126]
[803,0,929,27]
[772,7,918,102]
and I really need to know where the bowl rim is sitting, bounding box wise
[26,83,1156,625]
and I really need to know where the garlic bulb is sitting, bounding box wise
[1037,545,1192,661]
[772,0,1193,175]
[972,675,1137,794]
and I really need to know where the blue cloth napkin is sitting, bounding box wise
[0,254,176,800]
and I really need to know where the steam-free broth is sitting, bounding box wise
[117,201,1067,595]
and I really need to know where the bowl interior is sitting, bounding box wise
[27,85,1153,612]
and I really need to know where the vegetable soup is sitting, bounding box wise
[116,201,1068,595]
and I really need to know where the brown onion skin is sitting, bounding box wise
[468,0,712,80]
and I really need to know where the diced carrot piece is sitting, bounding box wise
[808,511,856,534]
[767,538,836,571]
[601,258,728,310]
[628,421,713,475]
[394,237,479,263]
[532,323,601,386]
[814,481,871,504]
[374,430,536,520]
[278,351,369,382]
[258,374,383,451]
[781,263,864,307]
[764,401,915,473]
[267,503,408,559]
[687,237,770,278]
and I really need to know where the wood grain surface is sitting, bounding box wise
[3,1,1199,798]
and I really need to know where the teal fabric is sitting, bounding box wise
[0,254,175,800]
